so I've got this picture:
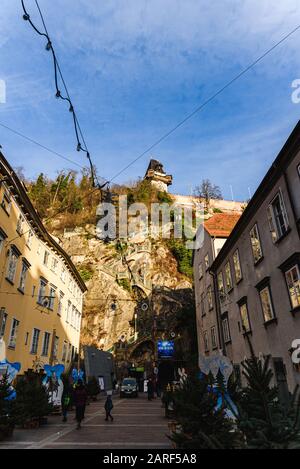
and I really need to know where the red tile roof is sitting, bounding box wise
[204,212,241,238]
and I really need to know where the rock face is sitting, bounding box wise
[57,225,193,353]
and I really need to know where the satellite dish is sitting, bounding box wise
[141,302,149,311]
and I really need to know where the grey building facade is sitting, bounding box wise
[209,121,300,391]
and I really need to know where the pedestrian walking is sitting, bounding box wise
[73,379,87,429]
[104,394,114,422]
[61,385,71,422]
[147,377,154,401]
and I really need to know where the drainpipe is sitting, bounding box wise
[210,271,226,356]
[283,172,300,240]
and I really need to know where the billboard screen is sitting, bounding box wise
[157,340,174,358]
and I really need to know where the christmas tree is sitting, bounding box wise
[0,372,15,439]
[238,353,300,449]
[14,372,53,426]
[170,373,243,449]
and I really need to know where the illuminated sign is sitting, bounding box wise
[157,340,174,358]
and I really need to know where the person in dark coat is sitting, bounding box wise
[147,377,154,401]
[104,395,114,422]
[73,380,88,429]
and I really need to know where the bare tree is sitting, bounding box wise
[194,179,222,210]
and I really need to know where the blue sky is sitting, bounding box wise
[1,0,300,201]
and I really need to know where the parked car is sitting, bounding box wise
[120,378,138,398]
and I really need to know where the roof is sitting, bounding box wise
[0,151,87,292]
[211,119,300,272]
[204,212,241,238]
[145,159,166,175]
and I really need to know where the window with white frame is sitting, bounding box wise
[222,315,231,343]
[67,342,72,362]
[267,191,289,242]
[37,278,47,305]
[30,328,40,354]
[0,229,7,253]
[16,214,24,235]
[53,336,59,359]
[0,308,7,337]
[201,292,205,316]
[51,257,58,273]
[26,230,34,248]
[62,341,68,361]
[6,247,19,283]
[204,331,209,352]
[1,188,11,215]
[61,267,66,283]
[225,262,233,292]
[239,301,251,333]
[250,223,263,263]
[41,332,51,356]
[58,291,64,316]
[43,250,49,266]
[48,286,56,310]
[66,301,71,323]
[211,326,217,349]
[259,285,275,323]
[8,318,19,348]
[233,250,242,283]
[285,265,300,309]
[207,285,213,310]
[218,271,225,297]
[18,260,29,293]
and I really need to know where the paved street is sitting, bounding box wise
[0,393,171,449]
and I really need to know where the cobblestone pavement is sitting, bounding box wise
[0,393,172,449]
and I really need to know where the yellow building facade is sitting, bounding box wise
[0,152,87,373]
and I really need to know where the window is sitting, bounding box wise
[18,260,29,293]
[53,336,59,359]
[6,247,19,283]
[204,331,209,352]
[1,188,11,215]
[16,215,24,235]
[43,250,49,266]
[66,301,71,323]
[217,271,225,298]
[225,262,233,292]
[67,343,72,362]
[200,293,205,317]
[250,224,263,263]
[233,250,242,283]
[48,286,56,310]
[267,191,289,242]
[239,301,251,333]
[42,332,51,357]
[8,318,19,349]
[0,308,7,337]
[37,278,47,305]
[37,244,42,256]
[51,257,58,273]
[207,285,213,310]
[71,305,76,327]
[58,291,64,316]
[285,265,300,309]
[204,254,209,270]
[30,328,40,354]
[211,326,217,349]
[198,263,203,279]
[62,341,68,361]
[26,230,34,248]
[61,267,66,283]
[0,229,7,254]
[222,315,231,343]
[259,286,276,323]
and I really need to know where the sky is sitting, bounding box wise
[1,0,300,201]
